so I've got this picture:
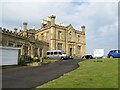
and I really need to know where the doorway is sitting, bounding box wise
[70,48,72,56]
[24,46,28,56]
[40,49,43,57]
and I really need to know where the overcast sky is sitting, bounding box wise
[0,0,118,56]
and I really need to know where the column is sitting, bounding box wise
[51,27,56,50]
[74,44,77,57]
[28,46,31,56]
[66,31,69,54]
[31,46,34,58]
[50,15,56,50]
[38,48,40,58]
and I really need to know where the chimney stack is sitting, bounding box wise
[47,16,51,21]
[50,15,56,26]
[14,28,18,33]
[81,25,85,34]
[23,22,27,31]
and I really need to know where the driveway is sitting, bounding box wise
[2,59,83,89]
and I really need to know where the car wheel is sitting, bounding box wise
[110,56,113,58]
[61,57,64,60]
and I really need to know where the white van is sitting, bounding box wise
[46,50,68,60]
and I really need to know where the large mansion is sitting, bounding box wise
[0,15,86,58]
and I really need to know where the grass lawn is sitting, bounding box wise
[42,59,58,64]
[36,58,118,88]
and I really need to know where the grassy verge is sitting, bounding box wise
[42,59,58,64]
[36,58,118,88]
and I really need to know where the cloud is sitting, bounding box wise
[1,1,118,56]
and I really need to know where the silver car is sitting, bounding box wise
[46,50,68,60]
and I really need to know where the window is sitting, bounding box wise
[58,52,62,55]
[58,31,62,39]
[24,46,28,56]
[77,46,81,55]
[40,49,43,57]
[118,50,120,53]
[51,52,53,55]
[41,33,44,40]
[8,41,14,47]
[47,52,50,55]
[69,32,72,41]
[115,50,118,53]
[78,35,80,42]
[17,44,22,47]
[54,52,57,55]
[58,43,62,50]
[35,48,38,57]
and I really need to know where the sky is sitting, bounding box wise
[0,0,119,56]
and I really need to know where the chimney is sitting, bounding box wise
[60,23,64,26]
[50,15,56,26]
[14,28,17,33]
[23,22,27,31]
[81,25,85,33]
[47,16,51,21]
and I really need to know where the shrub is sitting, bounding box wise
[18,55,26,65]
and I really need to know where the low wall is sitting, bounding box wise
[0,46,20,65]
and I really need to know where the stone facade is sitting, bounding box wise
[0,15,86,58]
[0,25,49,59]
[36,15,86,57]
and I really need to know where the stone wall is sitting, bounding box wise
[36,15,86,57]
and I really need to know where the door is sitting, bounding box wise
[24,46,28,56]
[70,48,72,56]
[40,49,43,57]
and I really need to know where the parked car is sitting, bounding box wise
[82,55,93,59]
[108,50,120,58]
[46,50,68,60]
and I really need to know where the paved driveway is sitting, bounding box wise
[2,59,82,89]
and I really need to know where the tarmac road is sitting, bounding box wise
[2,59,83,89]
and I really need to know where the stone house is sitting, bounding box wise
[0,15,86,58]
